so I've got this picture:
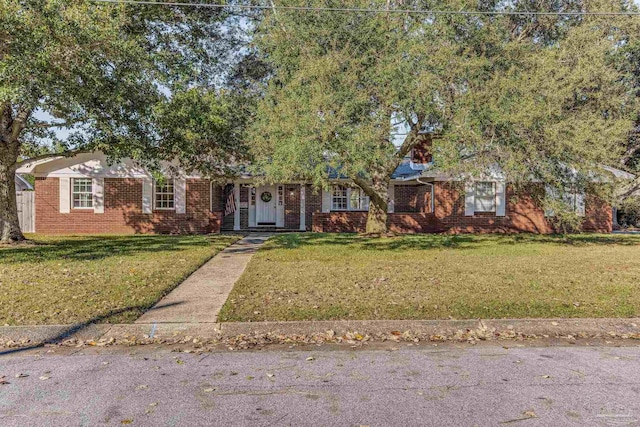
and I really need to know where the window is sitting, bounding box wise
[154,180,175,210]
[72,178,93,209]
[332,185,348,210]
[545,185,585,217]
[474,182,496,212]
[332,185,370,211]
[350,187,370,211]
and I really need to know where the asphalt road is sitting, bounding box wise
[1,342,640,427]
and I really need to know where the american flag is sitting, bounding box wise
[224,190,236,216]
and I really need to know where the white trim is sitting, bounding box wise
[321,187,331,213]
[495,181,506,217]
[464,183,475,216]
[575,192,586,217]
[93,177,104,214]
[300,185,306,230]
[276,185,285,228]
[233,182,241,231]
[174,178,186,214]
[59,177,70,214]
[142,178,153,214]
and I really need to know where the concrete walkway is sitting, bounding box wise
[135,233,271,324]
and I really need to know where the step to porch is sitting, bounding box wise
[222,227,306,233]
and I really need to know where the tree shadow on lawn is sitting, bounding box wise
[0,235,213,265]
[262,232,640,252]
[0,301,184,357]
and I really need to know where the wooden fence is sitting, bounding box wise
[16,191,35,233]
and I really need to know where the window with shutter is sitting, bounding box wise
[474,182,496,212]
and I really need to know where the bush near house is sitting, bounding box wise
[0,234,239,325]
[219,233,640,322]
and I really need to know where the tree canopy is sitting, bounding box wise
[0,0,249,243]
[251,0,639,233]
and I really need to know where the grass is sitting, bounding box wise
[0,234,240,325]
[218,233,640,322]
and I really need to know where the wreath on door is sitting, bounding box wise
[260,191,273,203]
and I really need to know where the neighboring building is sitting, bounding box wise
[16,143,629,235]
[15,174,33,192]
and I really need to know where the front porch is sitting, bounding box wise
[221,183,311,232]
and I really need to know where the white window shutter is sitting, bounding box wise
[575,191,586,217]
[93,177,104,214]
[495,181,506,217]
[321,187,331,213]
[175,178,186,214]
[142,178,153,214]
[387,183,395,213]
[299,185,306,230]
[59,177,70,213]
[464,183,475,216]
[544,185,556,217]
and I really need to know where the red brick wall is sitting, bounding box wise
[35,177,222,234]
[284,184,301,229]
[394,185,419,212]
[312,212,443,233]
[305,185,322,231]
[432,182,553,233]
[394,184,433,213]
[311,182,612,234]
[312,212,368,233]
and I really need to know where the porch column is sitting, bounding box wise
[233,181,241,231]
[300,185,306,231]
[387,183,395,213]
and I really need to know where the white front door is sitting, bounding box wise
[256,186,277,224]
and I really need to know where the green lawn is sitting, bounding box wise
[219,233,640,322]
[0,234,239,325]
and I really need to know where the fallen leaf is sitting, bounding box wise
[551,322,559,326]
[0,376,9,385]
[267,373,274,378]
[15,373,28,378]
[306,356,315,361]
[121,420,133,425]
[203,388,214,393]
[39,376,50,381]
[523,410,537,418]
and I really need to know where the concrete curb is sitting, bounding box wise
[1,318,639,347]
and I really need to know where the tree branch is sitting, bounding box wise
[11,105,35,140]
[391,113,425,175]
[30,120,79,129]
[352,175,388,209]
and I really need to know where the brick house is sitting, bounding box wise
[17,145,630,235]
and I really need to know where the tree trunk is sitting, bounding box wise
[0,157,25,244]
[363,179,389,235]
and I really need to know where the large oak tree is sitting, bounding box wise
[251,0,638,233]
[0,0,248,243]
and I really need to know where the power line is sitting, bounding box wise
[91,0,640,17]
